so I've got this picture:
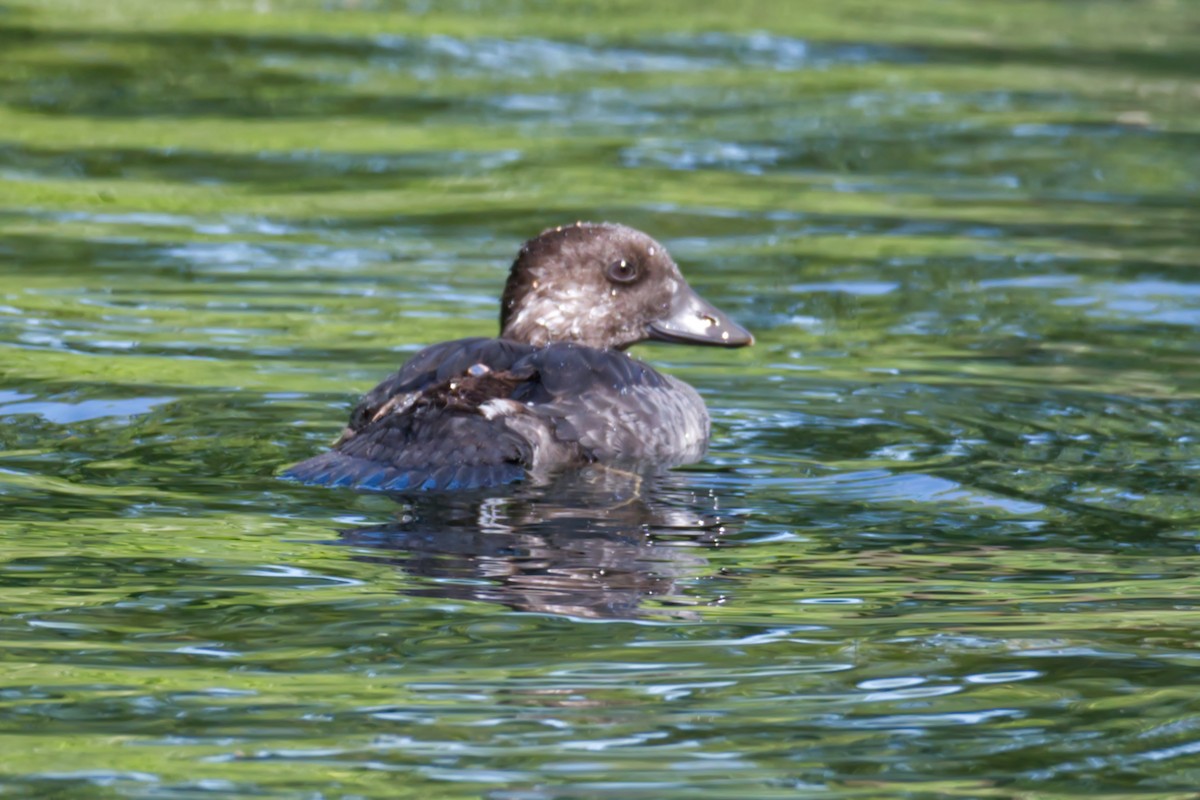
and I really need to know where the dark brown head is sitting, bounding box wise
[499,222,753,350]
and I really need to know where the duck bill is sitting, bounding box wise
[647,287,754,348]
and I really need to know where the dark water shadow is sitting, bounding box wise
[0,143,524,193]
[3,19,1198,120]
[6,128,1200,202]
[328,466,736,619]
[6,199,1197,285]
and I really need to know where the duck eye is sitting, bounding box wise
[605,258,639,285]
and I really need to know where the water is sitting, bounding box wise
[2,0,1200,796]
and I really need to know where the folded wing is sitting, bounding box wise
[284,338,707,492]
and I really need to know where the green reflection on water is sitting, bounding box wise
[2,0,1200,797]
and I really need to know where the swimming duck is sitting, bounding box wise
[284,222,752,491]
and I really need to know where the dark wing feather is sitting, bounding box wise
[345,338,531,434]
[285,338,542,492]
[284,339,710,492]
[285,407,532,491]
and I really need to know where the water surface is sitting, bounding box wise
[2,0,1200,797]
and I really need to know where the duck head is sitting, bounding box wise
[499,222,753,351]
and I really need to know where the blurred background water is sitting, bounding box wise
[2,0,1200,797]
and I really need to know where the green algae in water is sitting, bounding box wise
[1,0,1200,797]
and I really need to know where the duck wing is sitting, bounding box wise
[283,340,708,492]
[284,338,544,491]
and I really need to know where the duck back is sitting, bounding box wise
[284,338,711,492]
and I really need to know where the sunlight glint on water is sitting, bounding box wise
[1,0,1199,797]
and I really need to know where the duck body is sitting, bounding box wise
[284,337,710,491]
[284,222,751,492]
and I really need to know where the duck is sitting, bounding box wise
[283,222,753,491]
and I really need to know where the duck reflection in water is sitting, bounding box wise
[332,466,737,619]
